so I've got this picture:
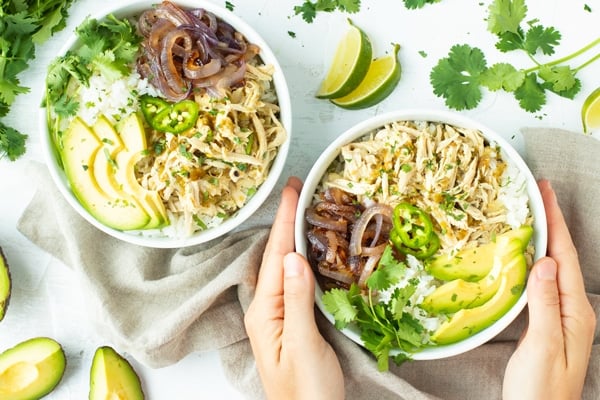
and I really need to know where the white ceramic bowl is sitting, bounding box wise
[41,0,291,248]
[295,109,547,360]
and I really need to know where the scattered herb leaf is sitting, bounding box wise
[430,0,600,113]
[0,0,76,160]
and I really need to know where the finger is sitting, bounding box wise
[254,179,302,298]
[538,180,587,297]
[281,253,319,344]
[525,257,562,343]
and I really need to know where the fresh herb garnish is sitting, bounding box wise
[293,0,361,23]
[430,0,600,112]
[0,0,76,160]
[322,245,427,371]
[45,14,142,120]
[403,0,441,9]
[293,0,442,22]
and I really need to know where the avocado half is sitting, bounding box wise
[89,346,144,400]
[0,337,66,400]
[0,246,11,322]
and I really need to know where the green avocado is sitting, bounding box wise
[426,225,533,281]
[421,238,522,314]
[62,116,151,230]
[430,248,527,345]
[0,247,10,322]
[89,346,144,400]
[0,337,66,400]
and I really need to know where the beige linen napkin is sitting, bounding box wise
[17,162,271,368]
[18,128,600,399]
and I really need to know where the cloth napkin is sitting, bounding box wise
[18,127,600,399]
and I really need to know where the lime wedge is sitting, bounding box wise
[331,44,401,110]
[582,86,600,133]
[316,20,373,99]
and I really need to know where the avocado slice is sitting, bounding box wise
[0,337,66,400]
[61,116,151,231]
[430,249,527,345]
[89,346,144,400]
[421,238,522,314]
[426,225,533,281]
[0,246,11,322]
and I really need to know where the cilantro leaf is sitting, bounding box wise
[523,25,561,55]
[337,0,361,13]
[487,0,527,35]
[322,287,358,329]
[480,63,525,92]
[403,0,441,9]
[538,65,577,93]
[366,245,405,291]
[514,73,546,112]
[430,44,487,110]
[0,121,27,161]
[495,29,525,52]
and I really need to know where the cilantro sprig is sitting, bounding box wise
[45,15,141,121]
[0,0,75,161]
[430,0,600,112]
[322,246,428,371]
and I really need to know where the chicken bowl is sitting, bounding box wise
[40,0,291,248]
[295,109,547,367]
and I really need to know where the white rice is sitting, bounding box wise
[77,71,161,126]
[499,159,530,229]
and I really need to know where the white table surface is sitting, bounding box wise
[1,0,598,398]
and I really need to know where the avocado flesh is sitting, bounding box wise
[422,239,522,314]
[0,337,66,400]
[426,225,533,281]
[430,250,527,345]
[61,115,167,231]
[89,346,144,400]
[0,247,11,322]
[93,115,167,230]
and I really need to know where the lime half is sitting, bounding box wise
[316,20,373,99]
[582,86,600,134]
[332,44,401,110]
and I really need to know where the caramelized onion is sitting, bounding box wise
[137,1,260,101]
[348,204,393,256]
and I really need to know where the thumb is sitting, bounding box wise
[526,257,562,337]
[282,252,319,338]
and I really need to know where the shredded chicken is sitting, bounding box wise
[137,62,286,235]
[320,120,533,256]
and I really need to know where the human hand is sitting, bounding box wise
[503,180,596,400]
[244,177,344,400]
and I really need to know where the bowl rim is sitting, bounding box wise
[294,108,548,360]
[40,0,292,248]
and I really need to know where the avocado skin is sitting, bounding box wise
[426,225,533,281]
[0,337,67,400]
[89,346,144,400]
[0,246,11,322]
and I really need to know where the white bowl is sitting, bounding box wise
[41,0,291,248]
[295,109,547,360]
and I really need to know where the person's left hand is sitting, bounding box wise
[244,177,344,400]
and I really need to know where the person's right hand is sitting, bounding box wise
[503,180,597,400]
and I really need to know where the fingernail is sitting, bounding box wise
[536,258,557,281]
[284,254,304,278]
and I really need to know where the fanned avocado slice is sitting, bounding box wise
[0,337,66,400]
[0,246,10,322]
[89,346,144,400]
